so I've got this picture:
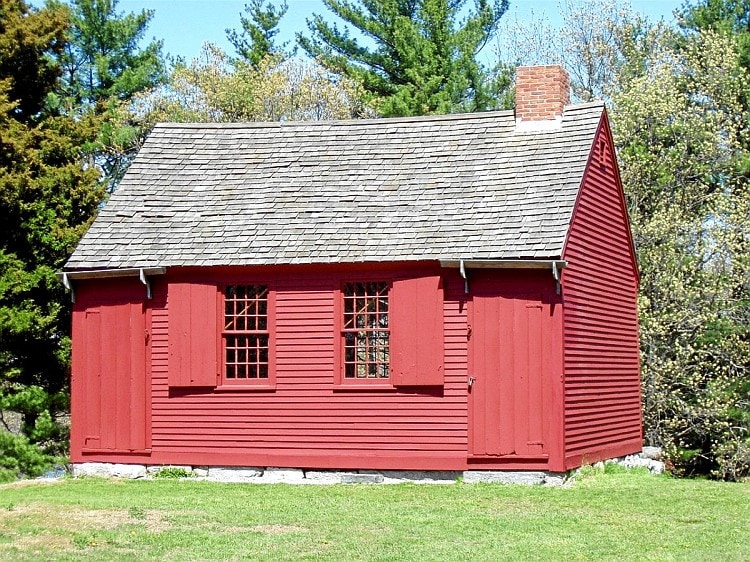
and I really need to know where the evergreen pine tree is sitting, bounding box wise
[297,0,511,116]
[0,0,104,468]
[226,0,289,67]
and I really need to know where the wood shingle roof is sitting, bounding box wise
[65,102,605,270]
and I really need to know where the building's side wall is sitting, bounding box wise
[561,116,643,468]
[71,261,582,472]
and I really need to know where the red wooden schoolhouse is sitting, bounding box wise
[62,66,642,473]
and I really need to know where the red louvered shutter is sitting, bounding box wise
[168,282,219,387]
[390,275,444,386]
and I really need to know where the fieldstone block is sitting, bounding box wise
[620,455,665,474]
[73,462,112,478]
[259,468,306,483]
[304,471,342,484]
[73,462,147,479]
[146,465,192,475]
[463,471,548,485]
[111,464,147,479]
[649,461,666,474]
[542,473,566,486]
[641,446,663,460]
[369,470,460,484]
[340,473,384,484]
[207,467,263,482]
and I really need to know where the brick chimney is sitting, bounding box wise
[515,65,570,126]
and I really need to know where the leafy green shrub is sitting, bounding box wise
[0,384,69,481]
[153,467,194,479]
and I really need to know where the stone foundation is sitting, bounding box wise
[72,449,665,484]
[71,463,564,485]
[462,471,565,486]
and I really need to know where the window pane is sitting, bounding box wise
[223,286,269,382]
[342,282,389,379]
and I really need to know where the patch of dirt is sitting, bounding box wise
[9,532,72,551]
[0,503,172,557]
[137,510,172,533]
[0,503,170,531]
[248,524,307,535]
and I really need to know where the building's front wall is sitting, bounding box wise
[71,263,569,471]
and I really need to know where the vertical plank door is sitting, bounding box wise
[469,278,549,458]
[74,283,148,453]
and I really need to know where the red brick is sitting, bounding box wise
[516,65,570,121]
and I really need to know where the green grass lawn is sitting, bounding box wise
[0,468,747,561]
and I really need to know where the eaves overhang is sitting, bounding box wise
[440,259,567,294]
[56,267,166,302]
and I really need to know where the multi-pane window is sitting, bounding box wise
[342,282,390,380]
[223,285,269,381]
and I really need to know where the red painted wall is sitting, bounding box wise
[153,264,466,470]
[70,263,571,471]
[72,263,473,469]
[561,115,643,468]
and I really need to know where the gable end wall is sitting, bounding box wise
[561,115,642,468]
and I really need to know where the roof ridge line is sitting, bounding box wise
[152,101,603,130]
[564,100,605,111]
[153,110,517,130]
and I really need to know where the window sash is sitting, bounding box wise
[223,285,270,382]
[342,282,390,380]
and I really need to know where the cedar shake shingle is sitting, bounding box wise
[65,102,605,270]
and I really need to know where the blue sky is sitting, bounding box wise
[110,0,686,62]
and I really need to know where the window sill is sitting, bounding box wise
[333,383,395,392]
[215,384,276,392]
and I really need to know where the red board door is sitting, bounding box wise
[469,280,548,458]
[76,288,149,453]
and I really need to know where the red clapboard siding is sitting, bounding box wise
[561,115,643,468]
[142,265,469,470]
